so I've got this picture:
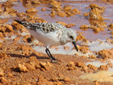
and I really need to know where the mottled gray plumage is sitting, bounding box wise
[18,21,68,33]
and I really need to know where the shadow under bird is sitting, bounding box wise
[15,20,78,62]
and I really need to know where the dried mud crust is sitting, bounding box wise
[0,0,113,85]
[0,43,113,85]
[0,43,92,85]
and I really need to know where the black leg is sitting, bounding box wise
[45,48,57,62]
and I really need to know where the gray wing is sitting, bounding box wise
[19,21,66,33]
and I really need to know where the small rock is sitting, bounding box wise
[75,62,86,68]
[41,8,47,11]
[0,68,4,77]
[67,67,77,70]
[35,64,41,69]
[99,65,108,70]
[8,73,13,77]
[24,63,36,70]
[40,62,46,68]
[54,82,62,85]
[107,62,113,68]
[50,77,58,81]
[56,21,67,26]
[17,64,28,72]
[82,66,89,73]
[29,56,37,62]
[32,0,41,4]
[94,81,100,85]
[58,74,64,81]
[89,55,97,59]
[38,76,51,85]
[26,8,38,13]
[5,24,13,32]
[87,64,98,71]
[0,77,9,84]
[46,62,52,67]
[67,61,75,67]
[47,82,54,85]
[40,62,51,71]
[64,77,70,82]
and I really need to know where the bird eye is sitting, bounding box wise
[69,36,73,40]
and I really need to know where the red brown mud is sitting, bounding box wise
[0,0,113,85]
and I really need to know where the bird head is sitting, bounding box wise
[67,29,78,51]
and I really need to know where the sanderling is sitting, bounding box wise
[15,20,78,62]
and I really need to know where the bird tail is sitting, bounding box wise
[14,20,23,24]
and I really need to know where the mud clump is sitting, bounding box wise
[102,0,113,4]
[74,62,92,73]
[76,34,89,44]
[12,21,28,33]
[0,77,9,85]
[89,55,97,59]
[87,4,105,20]
[0,24,13,33]
[98,65,108,71]
[80,25,89,31]
[37,75,66,85]
[75,62,87,68]
[41,8,47,11]
[37,76,54,85]
[80,24,105,33]
[0,1,19,17]
[97,49,113,60]
[22,0,41,7]
[67,61,77,70]
[67,61,112,73]
[108,23,113,30]
[78,46,90,54]
[94,81,100,85]
[39,62,52,71]
[26,8,38,13]
[15,56,52,72]
[64,45,70,50]
[82,4,107,33]
[87,64,98,71]
[51,73,71,84]
[110,31,113,38]
[49,0,81,17]
[17,64,28,72]
[56,21,75,28]
[63,77,70,83]
[16,45,34,56]
[56,21,68,26]
[0,68,4,77]
[0,53,11,60]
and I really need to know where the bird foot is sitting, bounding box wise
[51,58,61,63]
[51,58,57,63]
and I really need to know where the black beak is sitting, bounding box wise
[72,41,78,51]
[15,20,22,24]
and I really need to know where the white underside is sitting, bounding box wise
[26,28,61,46]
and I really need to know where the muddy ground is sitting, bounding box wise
[0,0,113,85]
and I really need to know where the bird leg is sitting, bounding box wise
[45,47,57,62]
